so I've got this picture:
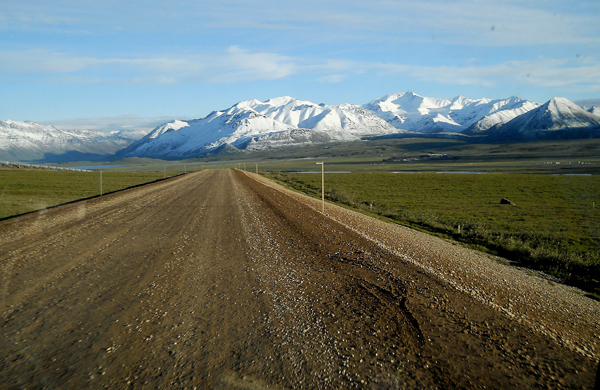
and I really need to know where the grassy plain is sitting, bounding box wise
[266,171,600,298]
[0,169,176,220]
[207,137,600,175]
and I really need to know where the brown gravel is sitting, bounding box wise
[249,171,600,361]
[0,169,598,389]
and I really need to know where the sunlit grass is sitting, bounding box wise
[0,169,176,219]
[266,171,600,295]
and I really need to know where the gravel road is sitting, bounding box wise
[1,169,598,389]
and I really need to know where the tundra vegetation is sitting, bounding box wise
[0,169,176,220]
[266,171,600,299]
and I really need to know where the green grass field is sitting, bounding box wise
[195,137,600,175]
[0,169,177,220]
[265,171,600,298]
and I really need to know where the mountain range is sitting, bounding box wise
[117,97,400,160]
[2,93,600,162]
[363,92,541,133]
[0,120,147,162]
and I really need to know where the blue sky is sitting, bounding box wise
[1,0,599,132]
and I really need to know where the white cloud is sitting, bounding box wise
[371,59,600,92]
[0,50,95,73]
[206,46,297,83]
[1,0,598,46]
[1,46,599,94]
[318,74,347,83]
[0,47,296,83]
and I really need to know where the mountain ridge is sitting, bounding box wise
[363,92,541,133]
[2,93,600,162]
[117,97,400,160]
[478,97,600,140]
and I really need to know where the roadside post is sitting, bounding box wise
[100,170,103,196]
[316,162,324,212]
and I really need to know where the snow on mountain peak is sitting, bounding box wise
[483,96,600,137]
[538,97,600,129]
[117,96,402,159]
[546,97,580,115]
[364,92,540,133]
[262,96,302,106]
[147,120,190,139]
[232,98,263,110]
[450,95,472,110]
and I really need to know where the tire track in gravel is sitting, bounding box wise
[0,169,597,389]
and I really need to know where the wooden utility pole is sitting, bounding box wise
[316,162,324,212]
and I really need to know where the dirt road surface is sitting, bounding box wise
[1,169,598,389]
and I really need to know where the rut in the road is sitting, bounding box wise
[236,171,438,387]
[357,278,425,343]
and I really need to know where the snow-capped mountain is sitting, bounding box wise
[118,103,295,160]
[248,96,397,135]
[363,92,540,133]
[465,98,542,133]
[0,120,147,161]
[482,97,600,140]
[118,97,399,159]
[4,93,600,162]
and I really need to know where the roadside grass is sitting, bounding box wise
[0,169,176,220]
[265,171,600,297]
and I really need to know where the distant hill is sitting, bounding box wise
[0,120,148,162]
